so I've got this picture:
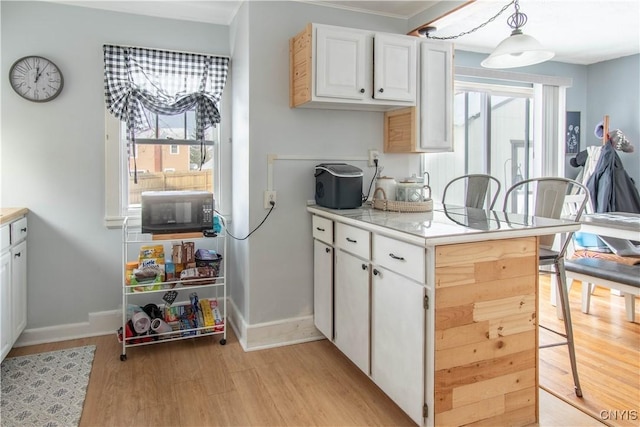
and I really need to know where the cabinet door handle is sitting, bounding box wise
[325,247,331,253]
[360,88,365,93]
[21,227,27,232]
[389,253,405,261]
[346,238,357,243]
[373,268,380,276]
[378,88,384,93]
[361,263,367,270]
[316,227,325,232]
[14,252,21,258]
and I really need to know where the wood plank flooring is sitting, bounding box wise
[5,276,636,427]
[538,276,639,427]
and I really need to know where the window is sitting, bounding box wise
[422,67,571,206]
[103,45,229,228]
[105,109,220,227]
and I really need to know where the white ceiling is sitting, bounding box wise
[49,0,640,65]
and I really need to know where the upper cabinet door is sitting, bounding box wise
[374,34,417,102]
[316,26,369,100]
[419,41,454,151]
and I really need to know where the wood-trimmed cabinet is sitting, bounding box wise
[384,40,454,153]
[310,210,540,426]
[290,23,417,111]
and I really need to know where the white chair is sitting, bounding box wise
[503,177,589,398]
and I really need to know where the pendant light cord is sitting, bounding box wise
[421,0,516,40]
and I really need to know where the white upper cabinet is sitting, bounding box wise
[290,23,417,111]
[373,33,417,102]
[383,39,454,153]
[315,26,369,100]
[419,40,454,152]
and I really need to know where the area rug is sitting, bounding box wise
[1,345,96,427]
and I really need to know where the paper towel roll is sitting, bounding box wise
[131,311,151,334]
[151,318,173,334]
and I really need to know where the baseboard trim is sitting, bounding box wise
[14,300,325,351]
[14,309,121,347]
[226,298,325,352]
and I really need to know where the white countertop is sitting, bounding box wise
[308,202,581,246]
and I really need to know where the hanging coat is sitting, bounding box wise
[586,142,640,213]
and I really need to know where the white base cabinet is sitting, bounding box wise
[334,249,370,375]
[312,214,428,425]
[1,212,28,362]
[372,266,426,424]
[313,240,333,339]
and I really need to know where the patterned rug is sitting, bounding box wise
[1,345,96,427]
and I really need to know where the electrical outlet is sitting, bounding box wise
[368,149,380,167]
[264,190,277,209]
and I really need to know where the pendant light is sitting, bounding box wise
[480,0,554,68]
[418,0,554,69]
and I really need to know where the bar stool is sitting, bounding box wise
[503,177,589,398]
[442,174,501,209]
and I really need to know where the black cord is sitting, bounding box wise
[215,203,275,241]
[362,160,379,202]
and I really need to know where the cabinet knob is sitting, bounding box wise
[389,253,405,261]
[378,88,384,93]
[360,88,365,93]
[361,263,367,270]
[325,247,331,253]
[373,268,380,276]
[14,252,21,258]
[21,227,27,232]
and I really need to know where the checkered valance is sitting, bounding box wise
[103,44,229,144]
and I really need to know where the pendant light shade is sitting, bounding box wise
[481,30,555,69]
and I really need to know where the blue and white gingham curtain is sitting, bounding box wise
[103,44,229,175]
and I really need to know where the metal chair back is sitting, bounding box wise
[442,174,501,209]
[502,177,590,251]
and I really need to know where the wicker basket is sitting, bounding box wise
[372,188,433,213]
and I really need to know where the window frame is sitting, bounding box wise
[104,110,222,229]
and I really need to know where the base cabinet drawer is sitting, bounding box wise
[312,216,333,244]
[373,234,425,282]
[335,223,370,260]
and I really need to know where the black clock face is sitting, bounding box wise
[9,56,64,102]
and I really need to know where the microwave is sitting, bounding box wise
[141,191,214,234]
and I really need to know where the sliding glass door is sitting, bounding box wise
[423,81,535,208]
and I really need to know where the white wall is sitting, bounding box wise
[1,1,230,328]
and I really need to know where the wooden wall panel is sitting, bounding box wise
[434,237,539,426]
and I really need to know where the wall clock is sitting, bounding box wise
[9,55,64,102]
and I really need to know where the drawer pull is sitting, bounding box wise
[346,238,357,243]
[361,263,367,270]
[325,247,331,253]
[373,268,380,276]
[389,253,405,261]
[21,227,27,232]
[316,227,325,232]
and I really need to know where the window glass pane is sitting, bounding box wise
[158,114,185,140]
[124,111,218,208]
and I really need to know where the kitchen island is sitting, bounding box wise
[308,202,580,427]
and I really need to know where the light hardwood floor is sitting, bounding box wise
[538,276,639,427]
[6,277,636,427]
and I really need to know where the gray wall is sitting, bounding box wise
[2,0,637,334]
[586,55,639,185]
[1,1,230,328]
